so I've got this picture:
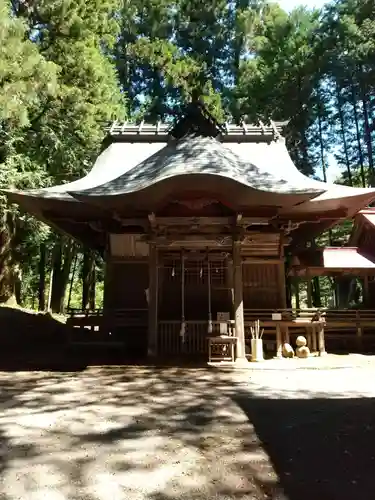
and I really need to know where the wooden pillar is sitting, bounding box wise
[148,243,158,357]
[318,323,327,356]
[307,330,313,349]
[233,240,247,362]
[356,310,363,350]
[275,322,282,358]
[284,325,290,345]
[278,262,287,308]
[312,325,317,353]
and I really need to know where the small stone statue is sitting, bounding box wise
[282,343,294,358]
[296,345,310,358]
[296,335,307,347]
[295,335,310,358]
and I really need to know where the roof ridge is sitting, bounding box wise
[104,120,286,141]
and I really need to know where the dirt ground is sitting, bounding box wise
[1,360,375,500]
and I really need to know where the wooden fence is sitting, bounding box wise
[66,307,375,351]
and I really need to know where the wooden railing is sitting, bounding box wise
[65,307,375,350]
[66,308,147,345]
[67,308,147,328]
[157,320,234,355]
[244,308,375,325]
[243,308,375,347]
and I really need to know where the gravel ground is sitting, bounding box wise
[1,357,375,500]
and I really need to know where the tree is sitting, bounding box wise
[2,0,125,310]
[0,0,57,302]
[235,4,322,175]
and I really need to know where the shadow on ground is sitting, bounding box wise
[1,365,375,499]
[2,308,375,498]
[234,395,375,500]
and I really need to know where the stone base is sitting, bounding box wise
[235,357,249,367]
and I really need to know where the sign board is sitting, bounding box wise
[272,313,282,321]
[217,312,230,335]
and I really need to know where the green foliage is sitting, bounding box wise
[0,0,125,304]
[235,4,323,175]
[0,0,57,129]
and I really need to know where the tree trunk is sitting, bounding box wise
[0,212,17,302]
[67,251,78,310]
[285,275,292,308]
[295,278,300,309]
[60,242,74,311]
[297,75,310,171]
[82,249,93,310]
[317,103,327,182]
[50,238,74,313]
[38,243,46,311]
[312,277,321,307]
[358,65,374,185]
[350,80,366,187]
[336,80,352,185]
[89,265,96,310]
[317,103,334,252]
[13,263,22,305]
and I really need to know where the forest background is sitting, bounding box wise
[0,0,374,312]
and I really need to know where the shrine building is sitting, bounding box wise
[6,101,375,361]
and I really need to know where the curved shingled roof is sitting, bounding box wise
[68,135,324,200]
[4,114,375,251]
[5,132,375,223]
[5,141,167,203]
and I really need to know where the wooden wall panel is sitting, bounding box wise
[104,261,149,310]
[358,227,375,258]
[241,233,281,257]
[243,263,282,308]
[110,234,149,257]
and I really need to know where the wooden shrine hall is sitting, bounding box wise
[5,101,375,361]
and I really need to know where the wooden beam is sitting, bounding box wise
[290,266,375,277]
[147,234,233,246]
[279,207,348,222]
[108,257,148,264]
[114,216,148,228]
[242,257,283,264]
[153,216,233,226]
[242,217,271,225]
